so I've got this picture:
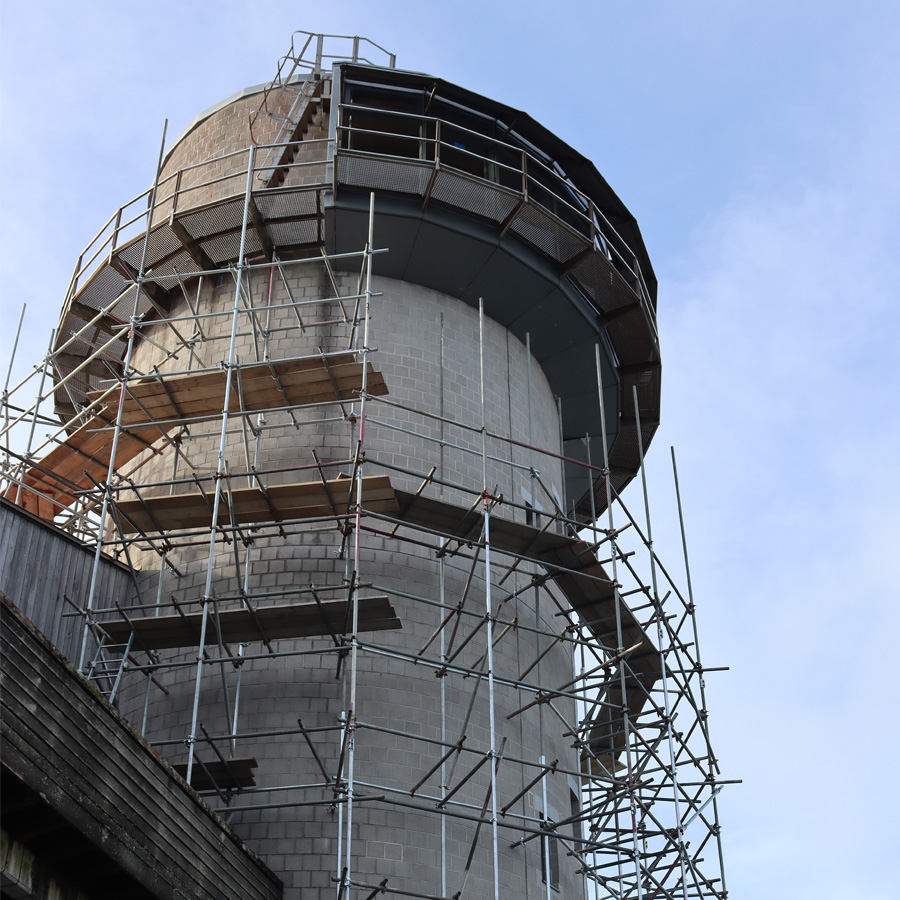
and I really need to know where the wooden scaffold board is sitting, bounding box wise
[99,595,400,650]
[171,758,259,792]
[114,475,398,534]
[5,353,386,522]
[3,412,177,520]
[90,353,387,427]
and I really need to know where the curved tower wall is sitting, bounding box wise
[115,80,584,897]
[2,35,731,900]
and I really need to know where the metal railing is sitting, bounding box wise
[334,103,655,317]
[58,103,655,354]
[249,31,396,159]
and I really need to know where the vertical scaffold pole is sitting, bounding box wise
[582,433,599,899]
[439,311,448,897]
[2,303,26,470]
[479,297,502,900]
[344,192,376,897]
[541,753,552,900]
[14,327,55,504]
[671,446,727,895]
[186,144,256,784]
[595,345,643,899]
[79,120,168,671]
[633,387,688,899]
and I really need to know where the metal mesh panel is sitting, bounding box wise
[56,327,94,361]
[605,307,659,366]
[116,224,184,271]
[337,153,432,196]
[608,421,656,469]
[150,251,198,288]
[620,366,661,422]
[241,232,264,258]
[509,204,588,264]
[429,170,519,224]
[52,305,128,415]
[199,232,243,265]
[255,188,321,220]
[266,220,321,248]
[76,265,129,316]
[177,199,246,241]
[568,254,637,313]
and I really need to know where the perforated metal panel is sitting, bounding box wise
[568,253,637,313]
[177,199,246,241]
[266,220,321,248]
[200,232,248,264]
[150,250,198,288]
[116,224,185,271]
[429,169,519,224]
[605,307,659,366]
[255,187,320,220]
[608,421,656,469]
[76,265,130,317]
[338,154,432,196]
[620,367,661,423]
[509,204,588,264]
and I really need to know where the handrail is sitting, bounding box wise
[59,109,654,362]
[335,107,650,306]
[250,31,396,147]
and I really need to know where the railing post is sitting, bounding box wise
[315,33,323,74]
[111,208,123,253]
[70,253,84,300]
[172,169,183,218]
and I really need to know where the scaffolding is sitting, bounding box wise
[0,36,729,900]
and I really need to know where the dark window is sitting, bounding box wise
[341,82,430,161]
[539,812,560,890]
[570,788,582,843]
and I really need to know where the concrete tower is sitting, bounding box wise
[2,31,725,900]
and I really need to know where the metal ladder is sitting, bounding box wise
[85,629,134,704]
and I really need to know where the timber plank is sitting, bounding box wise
[89,355,388,426]
[114,474,399,534]
[97,595,401,649]
[171,758,258,792]
[8,354,388,522]
[5,410,177,519]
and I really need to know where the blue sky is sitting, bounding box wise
[2,2,899,896]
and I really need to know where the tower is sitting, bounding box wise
[1,32,726,900]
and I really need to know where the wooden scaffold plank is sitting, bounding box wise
[91,353,388,427]
[171,758,259,792]
[4,353,387,522]
[3,413,177,518]
[98,595,401,649]
[114,475,398,534]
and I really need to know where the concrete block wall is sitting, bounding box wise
[154,82,328,221]
[115,262,585,898]
[87,68,593,896]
